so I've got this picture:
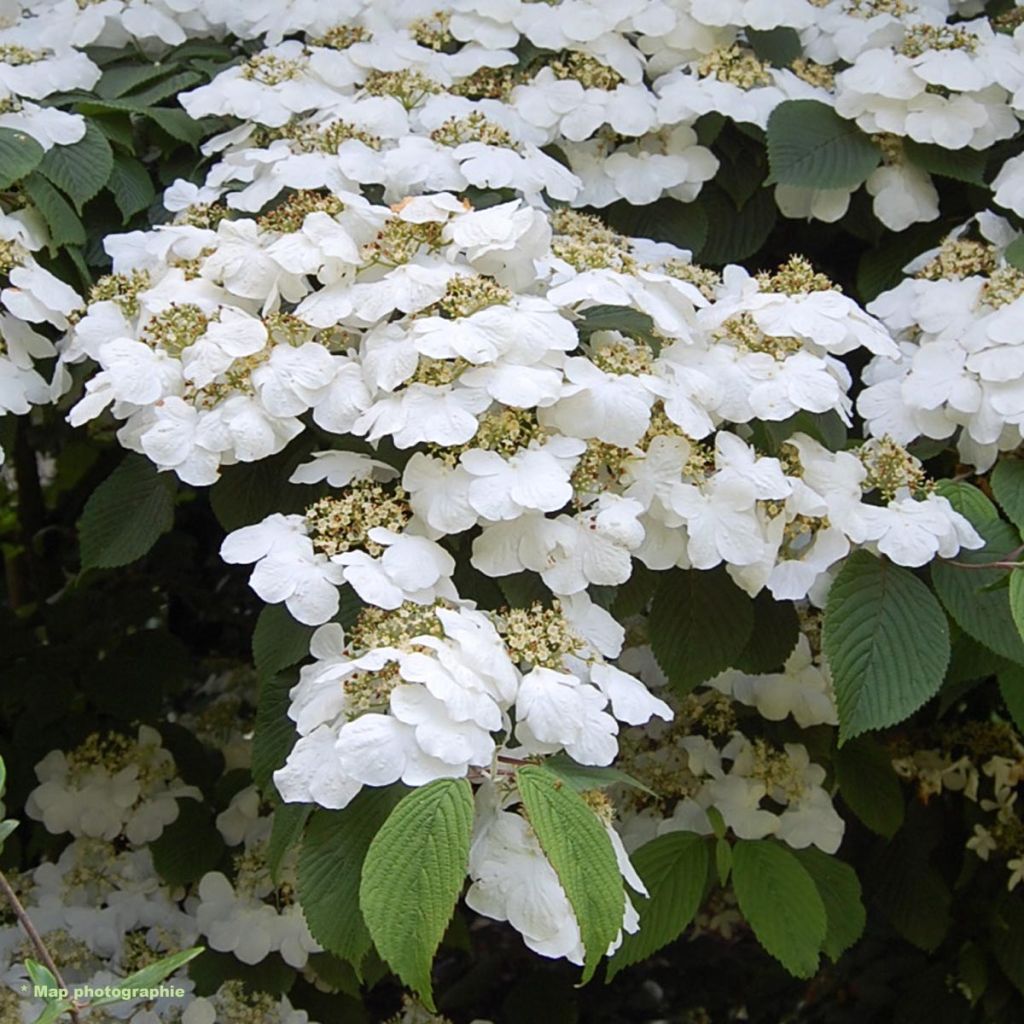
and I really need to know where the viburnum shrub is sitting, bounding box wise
[2,1,1024,1022]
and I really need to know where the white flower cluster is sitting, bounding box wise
[894,720,1024,894]
[0,207,82,464]
[860,213,1024,471]
[141,0,1024,228]
[5,723,338,1023]
[614,632,846,857]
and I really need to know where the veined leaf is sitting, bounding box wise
[792,848,866,961]
[607,832,709,981]
[359,779,473,1009]
[517,765,625,984]
[991,460,1024,536]
[732,839,827,978]
[37,123,113,211]
[824,550,949,742]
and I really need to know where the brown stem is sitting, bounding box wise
[0,868,82,1023]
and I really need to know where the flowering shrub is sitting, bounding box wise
[2,0,1024,1022]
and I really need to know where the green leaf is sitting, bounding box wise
[577,306,660,348]
[767,100,880,190]
[903,140,987,186]
[96,62,177,99]
[543,753,656,798]
[932,519,1024,666]
[731,839,827,978]
[359,779,473,1009]
[606,832,709,981]
[188,950,295,997]
[824,550,950,742]
[267,803,311,886]
[697,184,776,265]
[856,220,951,302]
[30,1004,72,1024]
[933,480,1000,527]
[252,671,298,790]
[991,459,1024,535]
[1011,569,1024,642]
[1006,236,1024,271]
[991,898,1024,996]
[22,173,85,250]
[298,789,405,970]
[143,107,208,146]
[24,959,59,993]
[1000,664,1024,736]
[123,70,202,107]
[649,568,755,695]
[715,836,732,886]
[149,799,225,886]
[89,947,204,1007]
[734,593,800,673]
[78,455,177,570]
[0,127,44,188]
[107,154,156,223]
[834,735,904,838]
[746,27,802,67]
[792,848,865,961]
[517,764,625,983]
[253,603,315,678]
[37,123,113,211]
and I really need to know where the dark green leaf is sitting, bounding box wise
[107,154,156,223]
[747,27,802,67]
[298,788,405,969]
[78,455,176,570]
[903,140,987,185]
[253,603,315,678]
[792,848,865,961]
[649,568,755,695]
[732,839,827,978]
[150,799,225,886]
[991,459,1024,535]
[22,173,85,249]
[607,832,709,980]
[0,127,44,188]
[824,550,950,741]
[38,123,113,211]
[834,735,904,838]
[734,593,800,673]
[767,100,881,190]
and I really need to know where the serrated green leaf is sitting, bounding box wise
[649,568,755,696]
[360,779,473,1009]
[37,123,113,211]
[298,789,405,970]
[1006,237,1024,271]
[0,127,44,188]
[732,839,827,978]
[123,70,202,107]
[834,735,904,838]
[1011,569,1024,642]
[543,753,656,797]
[932,520,1024,666]
[902,140,987,185]
[78,455,176,570]
[107,154,155,223]
[991,459,1024,535]
[606,832,709,981]
[253,603,315,678]
[89,947,204,1007]
[22,173,85,250]
[855,220,951,302]
[792,848,865,961]
[517,765,624,983]
[767,100,880,190]
[96,62,176,99]
[267,803,311,886]
[144,107,207,145]
[734,593,800,673]
[824,550,949,742]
